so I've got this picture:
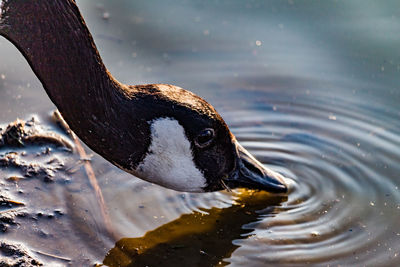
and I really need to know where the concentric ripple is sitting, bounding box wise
[98,92,400,266]
[224,93,400,266]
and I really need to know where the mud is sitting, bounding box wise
[0,115,86,265]
[0,194,26,233]
[0,241,42,267]
[0,118,73,150]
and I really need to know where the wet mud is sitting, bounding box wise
[0,241,42,266]
[0,114,108,266]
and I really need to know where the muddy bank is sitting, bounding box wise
[0,114,113,266]
[0,241,42,266]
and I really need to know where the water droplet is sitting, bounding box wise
[311,231,320,237]
[102,12,110,20]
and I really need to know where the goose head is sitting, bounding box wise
[115,84,288,193]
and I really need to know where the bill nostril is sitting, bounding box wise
[242,158,264,177]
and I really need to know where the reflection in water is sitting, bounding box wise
[103,191,286,267]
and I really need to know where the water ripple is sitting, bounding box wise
[225,94,400,265]
[101,92,400,266]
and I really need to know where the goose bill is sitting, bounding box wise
[225,141,288,193]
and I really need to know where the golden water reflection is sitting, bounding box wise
[103,190,286,267]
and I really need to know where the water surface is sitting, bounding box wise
[1,0,399,266]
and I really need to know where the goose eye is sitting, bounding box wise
[195,128,215,148]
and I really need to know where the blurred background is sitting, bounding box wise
[1,0,399,118]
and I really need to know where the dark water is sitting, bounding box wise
[1,0,400,266]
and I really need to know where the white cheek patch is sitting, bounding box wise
[135,117,207,192]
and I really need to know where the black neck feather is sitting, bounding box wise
[0,0,146,169]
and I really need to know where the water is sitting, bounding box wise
[1,0,400,266]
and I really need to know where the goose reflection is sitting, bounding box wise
[103,191,286,267]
